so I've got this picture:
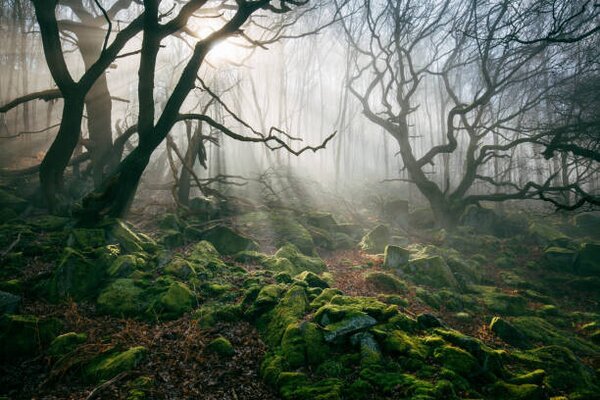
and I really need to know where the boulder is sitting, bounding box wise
[49,248,106,301]
[575,243,600,276]
[434,345,478,376]
[0,314,62,358]
[151,281,195,319]
[83,346,147,383]
[200,225,259,255]
[273,244,327,275]
[281,321,329,368]
[359,225,390,254]
[322,312,377,343]
[97,279,147,317]
[404,255,459,289]
[573,212,600,237]
[383,245,410,269]
[489,317,529,348]
[364,272,407,294]
[48,332,87,357]
[294,271,329,289]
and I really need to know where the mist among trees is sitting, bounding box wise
[0,1,599,399]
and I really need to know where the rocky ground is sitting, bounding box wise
[0,189,599,399]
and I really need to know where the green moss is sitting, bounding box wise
[200,225,259,255]
[360,367,436,397]
[281,321,329,368]
[108,254,147,278]
[364,271,407,294]
[294,271,329,289]
[381,330,427,358]
[528,221,568,245]
[104,219,149,253]
[359,225,390,254]
[49,247,106,301]
[490,316,530,348]
[510,316,598,354]
[206,336,235,357]
[0,314,62,358]
[514,345,599,395]
[434,345,478,376]
[84,346,147,383]
[259,286,309,346]
[195,303,241,328]
[69,228,106,249]
[260,353,285,386]
[508,369,545,385]
[310,288,343,309]
[151,281,195,319]
[377,294,409,307]
[188,241,227,271]
[48,332,87,357]
[405,255,459,289]
[277,373,343,400]
[487,381,543,400]
[97,279,147,317]
[274,244,326,274]
[473,285,529,315]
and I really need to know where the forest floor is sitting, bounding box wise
[0,190,599,399]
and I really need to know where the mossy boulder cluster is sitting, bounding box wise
[1,190,599,399]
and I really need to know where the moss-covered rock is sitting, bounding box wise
[486,381,543,400]
[510,316,598,354]
[188,241,226,271]
[104,219,155,253]
[310,288,343,309]
[48,332,87,357]
[433,345,478,376]
[107,254,147,278]
[544,247,577,271]
[364,271,407,294]
[238,211,315,254]
[277,372,343,400]
[83,346,147,383]
[48,247,106,301]
[163,256,196,280]
[259,286,309,346]
[150,281,195,319]
[196,303,242,328]
[382,245,410,269]
[0,314,62,358]
[200,225,259,255]
[359,225,390,254]
[473,286,529,316]
[490,317,529,348]
[515,345,599,396]
[575,242,600,276]
[294,271,329,289]
[281,321,329,368]
[404,255,459,289]
[97,279,147,317]
[68,228,106,249]
[528,221,568,246]
[274,244,327,274]
[205,336,235,357]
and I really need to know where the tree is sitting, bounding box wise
[78,0,335,222]
[336,0,600,227]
